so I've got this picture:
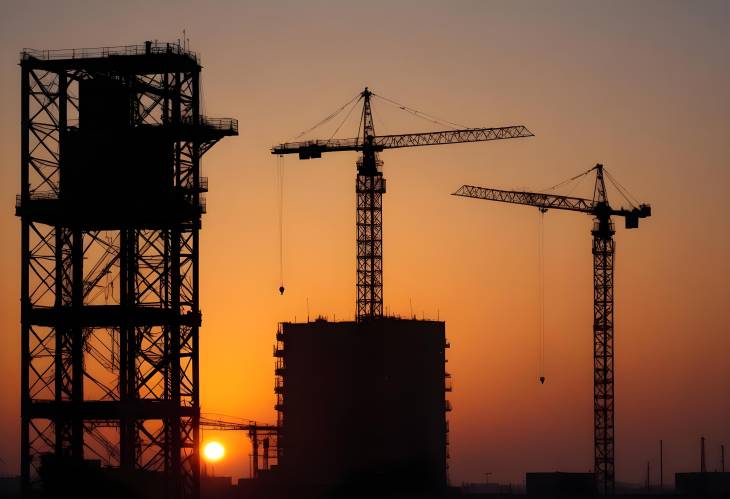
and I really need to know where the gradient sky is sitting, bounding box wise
[1,0,729,487]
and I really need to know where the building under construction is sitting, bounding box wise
[16,42,237,498]
[273,317,451,496]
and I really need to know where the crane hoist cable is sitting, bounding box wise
[277,154,285,295]
[538,208,546,384]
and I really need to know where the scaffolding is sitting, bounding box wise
[17,42,237,498]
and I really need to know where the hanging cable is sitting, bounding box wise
[538,208,547,384]
[277,155,285,295]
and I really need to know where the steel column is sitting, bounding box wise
[592,228,615,495]
[356,173,385,320]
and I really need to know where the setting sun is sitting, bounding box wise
[203,441,225,462]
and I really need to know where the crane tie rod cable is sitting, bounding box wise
[542,166,595,193]
[329,94,363,141]
[604,168,640,209]
[371,92,472,130]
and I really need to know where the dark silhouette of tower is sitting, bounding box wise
[17,42,237,498]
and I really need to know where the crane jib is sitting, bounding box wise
[453,185,650,229]
[271,125,534,158]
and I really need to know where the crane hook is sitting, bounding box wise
[279,286,285,295]
[539,376,545,385]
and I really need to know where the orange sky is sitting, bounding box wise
[1,0,729,487]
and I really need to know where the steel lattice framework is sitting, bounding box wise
[453,164,650,495]
[17,42,237,499]
[592,234,615,492]
[272,88,533,321]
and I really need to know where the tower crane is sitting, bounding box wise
[272,88,533,320]
[452,164,651,495]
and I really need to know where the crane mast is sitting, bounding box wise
[356,88,385,319]
[272,87,533,321]
[590,166,616,495]
[453,164,650,495]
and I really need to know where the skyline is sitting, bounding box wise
[1,0,729,487]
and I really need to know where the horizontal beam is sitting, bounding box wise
[271,125,533,157]
[27,400,199,420]
[28,305,201,328]
[453,184,595,213]
[375,125,534,149]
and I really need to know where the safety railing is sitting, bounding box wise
[16,192,59,207]
[21,42,197,62]
[198,117,238,134]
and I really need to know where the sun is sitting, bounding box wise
[203,441,225,462]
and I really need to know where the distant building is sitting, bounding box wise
[274,317,450,496]
[526,472,596,496]
[676,472,730,497]
[461,481,514,495]
[201,475,234,499]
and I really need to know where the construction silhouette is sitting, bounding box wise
[16,42,237,498]
[16,39,722,499]
[453,164,651,495]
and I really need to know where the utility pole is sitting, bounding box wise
[646,461,651,492]
[660,439,663,490]
[701,437,707,473]
[722,444,725,472]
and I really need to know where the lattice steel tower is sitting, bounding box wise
[17,42,237,498]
